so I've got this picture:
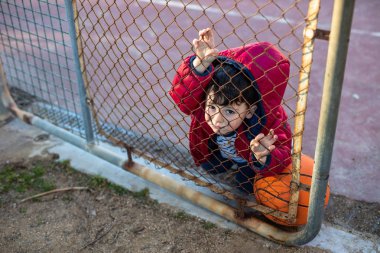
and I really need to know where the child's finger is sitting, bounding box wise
[199,28,210,39]
[193,39,199,48]
[266,133,277,143]
[255,145,275,158]
[250,140,263,154]
[254,133,265,142]
[250,139,258,148]
[205,28,212,40]
[268,144,275,152]
[265,130,277,143]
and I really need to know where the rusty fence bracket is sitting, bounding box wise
[315,29,331,40]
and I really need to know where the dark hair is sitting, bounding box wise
[206,63,259,107]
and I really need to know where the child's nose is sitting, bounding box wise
[212,112,225,126]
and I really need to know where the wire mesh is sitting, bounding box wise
[0,0,90,137]
[75,0,317,223]
[0,0,321,225]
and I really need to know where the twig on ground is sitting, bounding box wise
[78,221,116,251]
[19,187,89,203]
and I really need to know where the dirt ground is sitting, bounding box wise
[0,154,327,253]
[0,154,378,253]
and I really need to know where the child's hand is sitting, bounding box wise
[192,28,219,73]
[250,129,278,165]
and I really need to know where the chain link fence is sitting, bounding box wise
[74,0,318,224]
[0,0,88,135]
[1,0,349,242]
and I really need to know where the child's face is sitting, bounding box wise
[205,91,255,135]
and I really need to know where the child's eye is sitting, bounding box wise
[207,105,216,112]
[225,109,236,115]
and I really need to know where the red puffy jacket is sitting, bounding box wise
[170,42,292,176]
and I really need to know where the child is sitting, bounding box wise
[170,28,292,194]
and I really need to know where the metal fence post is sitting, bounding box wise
[294,0,356,245]
[0,62,11,121]
[0,88,9,119]
[64,0,94,143]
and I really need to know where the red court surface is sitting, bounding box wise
[303,1,380,203]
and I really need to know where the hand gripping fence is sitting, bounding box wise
[0,0,355,245]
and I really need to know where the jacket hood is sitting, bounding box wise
[216,42,290,136]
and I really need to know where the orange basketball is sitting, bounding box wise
[254,154,330,226]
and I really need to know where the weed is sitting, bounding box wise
[0,163,55,194]
[60,159,71,168]
[31,165,45,177]
[173,210,192,221]
[88,175,108,188]
[202,221,216,230]
[59,160,74,174]
[131,188,150,199]
[108,183,129,195]
[33,178,55,192]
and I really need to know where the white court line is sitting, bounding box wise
[142,0,380,38]
[147,0,289,24]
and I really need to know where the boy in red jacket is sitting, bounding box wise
[170,28,292,194]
